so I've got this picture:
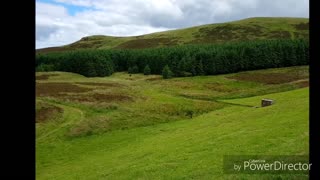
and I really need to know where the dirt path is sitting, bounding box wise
[36,101,84,142]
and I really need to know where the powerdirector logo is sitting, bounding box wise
[223,155,311,174]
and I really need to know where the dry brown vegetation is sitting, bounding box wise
[36,82,92,97]
[192,24,266,43]
[66,116,110,137]
[146,77,162,81]
[294,22,309,30]
[63,93,133,103]
[36,102,63,123]
[76,82,124,87]
[36,74,59,80]
[294,80,309,88]
[267,31,291,39]
[204,82,236,92]
[115,38,179,49]
[228,72,308,84]
[36,82,132,104]
[170,81,194,89]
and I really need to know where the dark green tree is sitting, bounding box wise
[143,65,151,75]
[36,64,55,72]
[35,39,309,78]
[128,67,133,74]
[128,65,139,74]
[86,62,97,77]
[196,60,205,75]
[177,57,187,76]
[104,61,114,76]
[132,65,139,74]
[162,65,173,79]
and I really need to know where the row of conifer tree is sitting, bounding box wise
[36,39,309,78]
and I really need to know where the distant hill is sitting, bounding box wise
[37,17,308,53]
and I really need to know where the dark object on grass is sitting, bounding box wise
[261,99,274,107]
[162,65,173,79]
[186,110,194,119]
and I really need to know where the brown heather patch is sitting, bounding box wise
[36,74,59,80]
[125,77,136,81]
[294,22,309,30]
[66,116,110,137]
[204,82,235,92]
[69,39,105,49]
[267,31,291,39]
[90,93,133,102]
[191,24,265,43]
[36,46,72,54]
[293,80,309,88]
[179,93,213,101]
[64,93,133,103]
[115,38,179,49]
[151,103,179,116]
[36,82,92,97]
[146,77,162,81]
[36,102,63,123]
[76,82,124,87]
[171,81,194,89]
[293,32,309,39]
[228,72,307,84]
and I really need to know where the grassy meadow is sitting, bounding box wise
[36,66,309,179]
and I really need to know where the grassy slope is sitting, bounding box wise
[36,66,309,179]
[36,66,308,137]
[37,88,309,179]
[37,17,309,53]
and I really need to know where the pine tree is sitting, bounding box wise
[162,65,173,79]
[86,62,97,77]
[177,57,187,76]
[35,39,309,78]
[132,65,139,74]
[128,67,133,74]
[128,65,139,74]
[144,65,151,75]
[196,60,205,75]
[189,56,197,76]
[105,61,114,76]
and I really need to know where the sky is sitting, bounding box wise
[36,0,309,49]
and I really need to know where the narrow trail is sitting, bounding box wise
[214,100,257,108]
[176,93,257,108]
[36,102,85,142]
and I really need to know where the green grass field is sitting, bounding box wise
[36,66,309,179]
[36,17,308,53]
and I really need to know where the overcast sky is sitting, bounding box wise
[36,0,309,49]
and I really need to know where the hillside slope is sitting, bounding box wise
[37,87,309,179]
[37,17,308,53]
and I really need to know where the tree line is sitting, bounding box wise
[36,39,309,78]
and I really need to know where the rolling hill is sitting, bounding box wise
[37,17,309,53]
[36,15,309,179]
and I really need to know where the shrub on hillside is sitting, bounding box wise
[36,64,55,72]
[162,65,173,79]
[128,65,139,74]
[144,65,151,75]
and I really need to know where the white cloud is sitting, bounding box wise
[36,0,309,49]
[36,1,172,48]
